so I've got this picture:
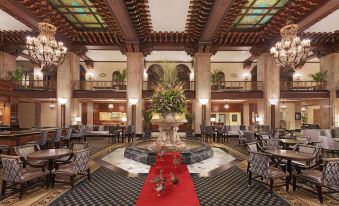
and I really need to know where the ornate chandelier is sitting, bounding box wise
[270,23,311,70]
[26,2,67,66]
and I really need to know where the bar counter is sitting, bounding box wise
[0,128,63,154]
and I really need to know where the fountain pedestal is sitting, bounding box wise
[151,114,186,152]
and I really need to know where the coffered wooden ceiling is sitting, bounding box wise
[0,0,338,58]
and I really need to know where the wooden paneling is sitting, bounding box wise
[211,91,263,99]
[14,90,56,98]
[81,103,87,125]
[93,103,127,125]
[73,91,126,98]
[280,91,330,99]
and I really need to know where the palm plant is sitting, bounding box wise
[116,69,127,82]
[143,110,153,137]
[9,68,24,80]
[309,71,327,82]
[185,112,195,137]
[156,62,180,88]
[211,69,222,82]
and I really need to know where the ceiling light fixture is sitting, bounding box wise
[280,100,287,111]
[224,100,230,110]
[26,0,67,66]
[270,22,310,70]
[108,103,114,109]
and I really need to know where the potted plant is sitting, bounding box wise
[143,110,153,138]
[114,69,127,90]
[9,68,24,80]
[211,69,222,90]
[185,112,195,137]
[309,71,327,90]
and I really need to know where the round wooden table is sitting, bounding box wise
[279,138,308,149]
[28,149,72,186]
[266,149,315,183]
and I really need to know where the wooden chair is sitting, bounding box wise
[0,155,47,199]
[293,158,339,203]
[248,151,289,194]
[13,144,45,168]
[53,129,62,149]
[204,126,215,142]
[39,130,48,150]
[61,128,73,148]
[52,148,91,189]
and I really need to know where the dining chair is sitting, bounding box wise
[221,125,229,142]
[62,128,73,148]
[200,125,205,141]
[0,154,47,199]
[292,144,320,167]
[204,126,215,142]
[263,139,281,150]
[52,148,91,189]
[248,151,289,194]
[13,144,44,168]
[71,126,86,142]
[39,130,48,150]
[125,125,135,143]
[70,142,89,152]
[293,158,339,203]
[108,126,120,143]
[54,129,62,149]
[246,142,259,173]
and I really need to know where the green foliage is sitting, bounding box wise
[309,71,327,82]
[9,68,23,80]
[185,112,195,129]
[143,110,153,130]
[156,62,179,88]
[114,69,127,81]
[211,69,222,82]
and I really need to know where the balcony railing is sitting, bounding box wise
[73,81,127,91]
[280,81,328,91]
[11,80,56,90]
[211,81,263,91]
[142,81,195,91]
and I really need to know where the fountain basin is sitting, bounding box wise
[124,139,213,165]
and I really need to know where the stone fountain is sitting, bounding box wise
[150,113,186,152]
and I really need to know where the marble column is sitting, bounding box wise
[320,99,331,128]
[57,52,80,127]
[243,103,250,125]
[257,53,280,129]
[126,52,144,135]
[320,53,339,128]
[194,53,211,134]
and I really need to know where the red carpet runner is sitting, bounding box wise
[135,153,200,206]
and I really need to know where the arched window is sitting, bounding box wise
[147,64,163,90]
[112,71,120,81]
[217,71,225,81]
[176,64,191,90]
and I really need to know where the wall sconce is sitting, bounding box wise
[293,73,301,81]
[87,72,94,80]
[74,116,81,125]
[242,72,250,81]
[301,106,306,112]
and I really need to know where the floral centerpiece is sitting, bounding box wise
[151,62,187,118]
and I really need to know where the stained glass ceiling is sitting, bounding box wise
[49,0,106,30]
[232,0,289,31]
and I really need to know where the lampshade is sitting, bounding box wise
[57,98,68,105]
[269,98,279,105]
[224,103,230,110]
[74,117,81,122]
[210,117,216,122]
[199,98,209,105]
[129,98,139,105]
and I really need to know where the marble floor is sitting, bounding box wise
[101,147,236,176]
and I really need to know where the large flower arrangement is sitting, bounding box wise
[151,62,187,115]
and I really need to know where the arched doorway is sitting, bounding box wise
[176,64,191,90]
[147,64,163,90]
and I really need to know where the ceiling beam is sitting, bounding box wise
[201,0,234,41]
[298,0,339,32]
[104,0,138,42]
[0,0,39,30]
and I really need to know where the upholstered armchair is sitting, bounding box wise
[292,144,320,168]
[248,151,289,194]
[13,144,46,168]
[52,148,91,188]
[62,128,73,148]
[0,155,47,199]
[293,158,339,203]
[262,139,281,150]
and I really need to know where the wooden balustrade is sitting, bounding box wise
[11,80,56,91]
[211,81,263,91]
[280,81,328,91]
[73,81,127,91]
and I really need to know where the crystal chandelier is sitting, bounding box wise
[270,23,311,70]
[26,2,67,66]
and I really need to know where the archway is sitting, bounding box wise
[147,64,163,90]
[176,64,191,90]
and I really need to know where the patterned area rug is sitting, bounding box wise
[86,136,114,156]
[192,166,290,206]
[49,166,146,206]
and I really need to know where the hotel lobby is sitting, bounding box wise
[0,0,339,205]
